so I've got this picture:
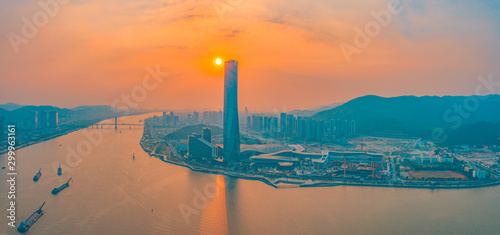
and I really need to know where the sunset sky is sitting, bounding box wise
[1,0,500,111]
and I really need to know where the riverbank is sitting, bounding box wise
[0,127,83,155]
[0,112,150,156]
[146,152,500,190]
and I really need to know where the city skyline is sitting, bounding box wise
[2,1,500,110]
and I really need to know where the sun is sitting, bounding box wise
[215,58,222,66]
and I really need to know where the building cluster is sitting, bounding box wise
[246,115,279,136]
[464,166,487,179]
[186,112,200,124]
[25,111,59,129]
[158,111,215,126]
[161,111,180,126]
[202,111,223,126]
[188,127,218,160]
[246,113,356,141]
[410,155,454,164]
[331,119,356,138]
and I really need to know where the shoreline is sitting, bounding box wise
[148,153,500,190]
[0,112,150,156]
[0,126,84,156]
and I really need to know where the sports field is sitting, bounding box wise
[410,171,467,180]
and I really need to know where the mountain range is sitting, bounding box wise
[313,95,500,146]
[290,102,343,117]
[0,104,121,124]
[0,103,26,111]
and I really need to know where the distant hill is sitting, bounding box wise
[443,122,500,146]
[0,103,25,111]
[165,125,222,140]
[69,105,120,116]
[313,95,500,145]
[0,108,8,115]
[1,105,123,125]
[290,102,343,117]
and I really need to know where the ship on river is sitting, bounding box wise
[17,202,45,233]
[57,164,62,176]
[51,178,72,195]
[33,168,42,182]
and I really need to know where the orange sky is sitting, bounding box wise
[1,0,500,111]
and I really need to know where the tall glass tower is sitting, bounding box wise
[223,60,240,163]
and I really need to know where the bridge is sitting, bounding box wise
[89,117,144,129]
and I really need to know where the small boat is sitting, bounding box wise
[133,154,135,159]
[51,178,72,195]
[33,169,42,182]
[57,164,62,176]
[17,202,45,233]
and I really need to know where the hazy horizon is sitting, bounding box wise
[3,93,500,113]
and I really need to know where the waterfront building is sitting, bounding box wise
[223,60,241,163]
[473,169,486,179]
[188,133,216,160]
[48,111,58,128]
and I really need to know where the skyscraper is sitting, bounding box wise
[247,116,251,130]
[223,60,240,163]
[203,127,212,143]
[38,111,48,129]
[280,113,287,134]
[193,112,199,123]
[48,111,58,128]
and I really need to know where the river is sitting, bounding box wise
[1,113,499,234]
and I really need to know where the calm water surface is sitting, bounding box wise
[1,113,499,234]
